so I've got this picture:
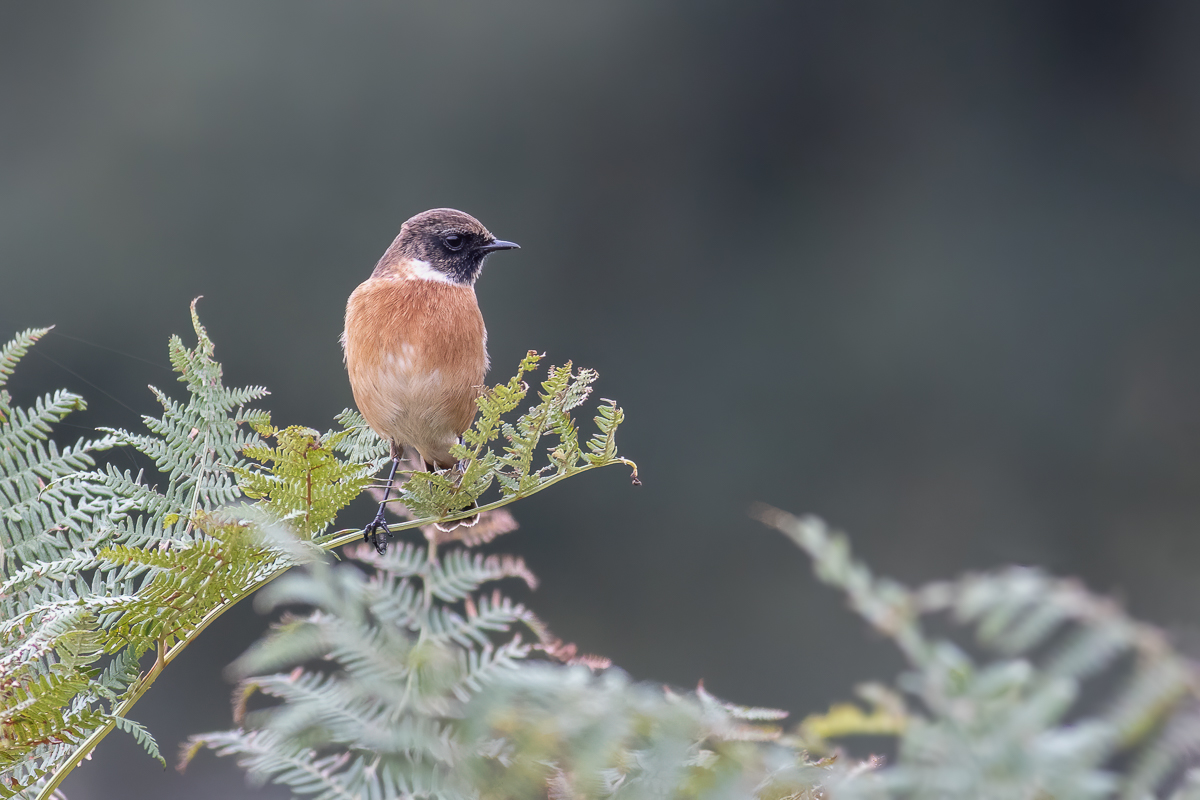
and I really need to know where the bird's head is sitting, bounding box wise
[376,208,519,284]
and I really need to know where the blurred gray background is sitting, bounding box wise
[4,1,1200,797]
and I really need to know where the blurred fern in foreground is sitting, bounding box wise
[181,525,822,800]
[757,507,1200,800]
[186,508,1200,799]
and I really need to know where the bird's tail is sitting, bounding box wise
[434,499,479,533]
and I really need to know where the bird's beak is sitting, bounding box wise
[477,239,520,253]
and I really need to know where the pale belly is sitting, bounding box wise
[345,338,486,468]
[362,363,475,467]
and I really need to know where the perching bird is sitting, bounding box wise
[342,208,519,553]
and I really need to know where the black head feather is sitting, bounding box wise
[373,208,518,284]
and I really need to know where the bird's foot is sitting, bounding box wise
[363,509,392,555]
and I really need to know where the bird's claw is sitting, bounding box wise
[363,511,392,555]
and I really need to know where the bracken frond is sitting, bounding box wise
[387,352,638,527]
[0,303,290,798]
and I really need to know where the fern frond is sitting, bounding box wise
[190,530,554,797]
[98,300,269,535]
[193,517,859,800]
[374,352,637,532]
[757,505,1200,800]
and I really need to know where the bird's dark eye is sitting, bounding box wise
[443,233,465,251]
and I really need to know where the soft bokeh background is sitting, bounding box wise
[4,2,1200,797]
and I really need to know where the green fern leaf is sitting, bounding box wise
[0,328,52,393]
[234,425,373,539]
[110,715,165,767]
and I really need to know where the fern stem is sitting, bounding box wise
[316,459,638,550]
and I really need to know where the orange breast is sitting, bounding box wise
[342,273,487,467]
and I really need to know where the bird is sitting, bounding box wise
[341,208,519,554]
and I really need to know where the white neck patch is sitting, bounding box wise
[405,259,458,285]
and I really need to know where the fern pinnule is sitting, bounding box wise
[355,538,429,577]
[94,647,142,702]
[451,638,530,702]
[0,328,51,388]
[110,715,164,767]
[330,408,389,467]
[422,593,538,650]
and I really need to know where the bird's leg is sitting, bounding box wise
[456,435,470,474]
[452,435,480,529]
[364,456,400,555]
